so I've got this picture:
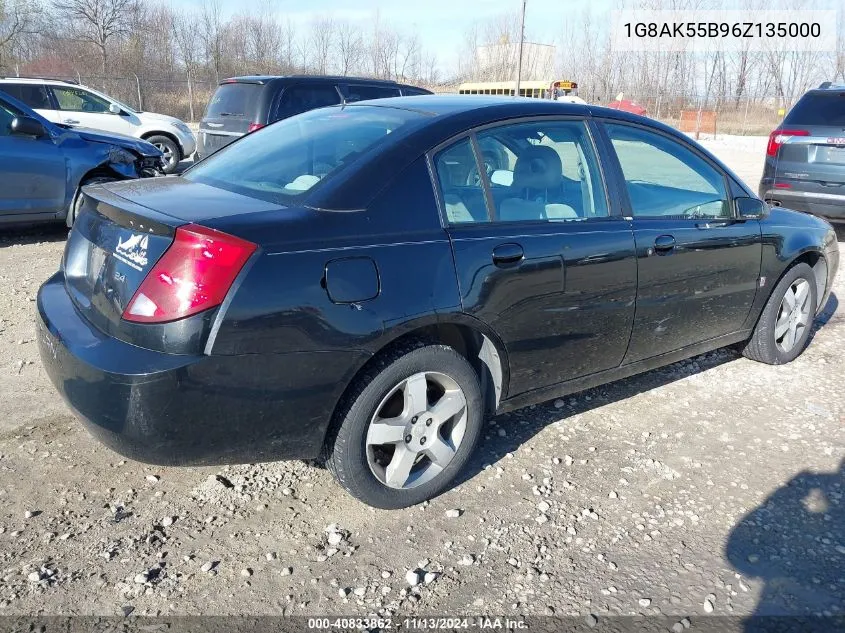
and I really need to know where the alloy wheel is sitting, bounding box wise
[775,278,812,353]
[365,372,468,489]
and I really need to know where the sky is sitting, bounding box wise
[165,0,615,72]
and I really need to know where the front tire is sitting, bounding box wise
[67,176,116,227]
[742,262,817,365]
[325,343,483,509]
[146,135,181,174]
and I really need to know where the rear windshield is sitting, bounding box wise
[184,105,425,204]
[205,82,262,119]
[785,92,845,126]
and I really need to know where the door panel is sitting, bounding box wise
[624,218,761,363]
[600,121,762,363]
[450,221,638,396]
[0,135,66,217]
[433,120,637,399]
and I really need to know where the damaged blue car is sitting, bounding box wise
[0,89,163,227]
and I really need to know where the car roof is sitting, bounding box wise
[0,77,77,85]
[221,75,407,86]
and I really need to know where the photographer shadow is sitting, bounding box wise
[725,458,845,632]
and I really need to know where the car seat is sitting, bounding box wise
[499,145,577,221]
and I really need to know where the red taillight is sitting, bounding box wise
[766,129,809,157]
[247,123,265,133]
[774,182,792,189]
[123,224,256,323]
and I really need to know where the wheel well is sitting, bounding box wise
[141,130,181,152]
[326,325,505,448]
[786,251,827,309]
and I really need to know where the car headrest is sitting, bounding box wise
[513,145,562,190]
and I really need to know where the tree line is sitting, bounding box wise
[1,0,844,122]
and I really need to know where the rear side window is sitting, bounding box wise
[184,105,425,204]
[205,83,262,120]
[785,92,845,126]
[342,85,401,102]
[401,87,431,96]
[0,83,51,109]
[276,85,342,119]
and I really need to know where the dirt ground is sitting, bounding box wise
[0,137,842,624]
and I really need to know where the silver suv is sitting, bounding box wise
[759,82,845,223]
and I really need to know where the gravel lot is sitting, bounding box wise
[0,137,842,623]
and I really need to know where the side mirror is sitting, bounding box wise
[109,103,122,115]
[10,116,47,138]
[735,196,768,220]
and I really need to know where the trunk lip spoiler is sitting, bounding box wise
[82,184,182,236]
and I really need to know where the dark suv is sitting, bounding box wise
[759,82,845,222]
[196,75,432,159]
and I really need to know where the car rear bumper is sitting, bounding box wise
[759,180,845,221]
[37,272,368,465]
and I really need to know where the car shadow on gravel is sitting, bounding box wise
[456,291,840,488]
[0,223,68,247]
[725,458,844,630]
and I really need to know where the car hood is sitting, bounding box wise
[764,205,834,230]
[73,127,162,157]
[137,110,186,127]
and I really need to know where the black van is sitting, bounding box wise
[196,75,432,159]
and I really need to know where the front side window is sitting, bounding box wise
[606,123,730,219]
[184,105,424,205]
[50,86,111,113]
[474,119,609,222]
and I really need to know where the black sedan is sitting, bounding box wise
[37,96,840,508]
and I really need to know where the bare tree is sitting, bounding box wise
[199,0,223,84]
[0,0,40,70]
[336,19,362,76]
[171,7,200,121]
[52,0,139,75]
[308,14,333,74]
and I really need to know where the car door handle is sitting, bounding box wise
[653,235,676,254]
[492,243,524,267]
[63,119,80,125]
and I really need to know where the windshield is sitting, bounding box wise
[205,82,262,119]
[785,92,845,126]
[184,105,425,204]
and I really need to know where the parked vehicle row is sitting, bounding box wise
[0,90,163,226]
[0,77,195,174]
[36,96,839,508]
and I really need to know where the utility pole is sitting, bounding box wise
[515,0,526,97]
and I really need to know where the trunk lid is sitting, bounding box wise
[62,179,279,336]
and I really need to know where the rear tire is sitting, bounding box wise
[742,262,817,365]
[146,135,181,174]
[325,342,483,509]
[67,176,116,227]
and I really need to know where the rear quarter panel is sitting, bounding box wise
[207,157,461,357]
